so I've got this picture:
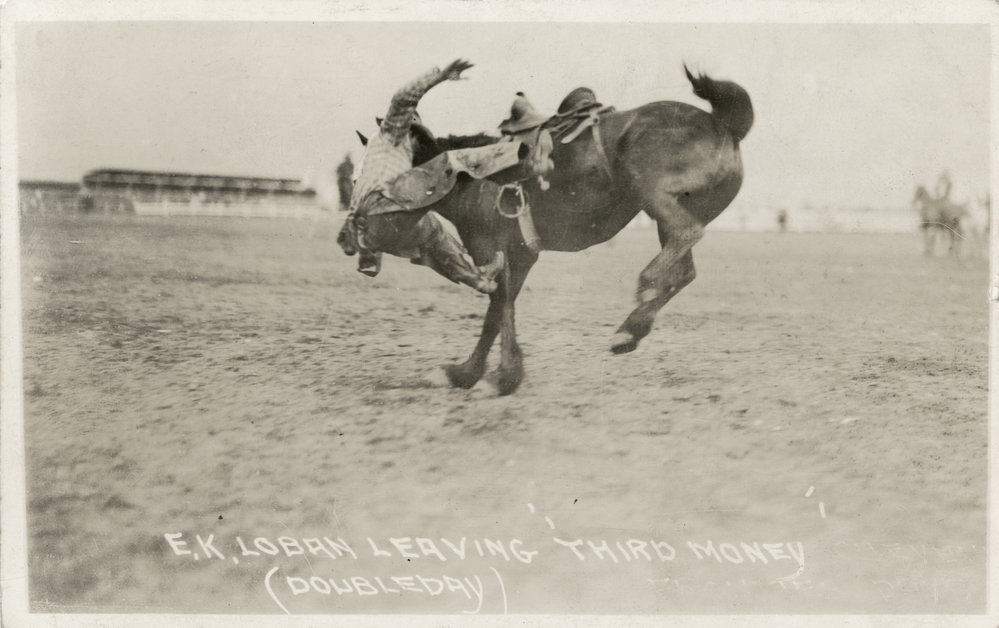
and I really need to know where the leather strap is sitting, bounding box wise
[590,122,615,184]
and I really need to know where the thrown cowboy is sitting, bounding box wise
[347,59,504,294]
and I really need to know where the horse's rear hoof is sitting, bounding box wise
[610,332,638,354]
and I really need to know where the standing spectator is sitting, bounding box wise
[336,154,354,212]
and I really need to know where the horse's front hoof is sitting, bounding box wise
[445,363,482,389]
[610,332,638,354]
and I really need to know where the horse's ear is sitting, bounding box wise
[356,130,368,146]
[375,117,384,127]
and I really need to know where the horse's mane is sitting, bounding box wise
[413,132,502,166]
[436,133,502,151]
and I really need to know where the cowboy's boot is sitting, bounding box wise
[416,227,505,294]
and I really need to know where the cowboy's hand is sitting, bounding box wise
[443,59,474,81]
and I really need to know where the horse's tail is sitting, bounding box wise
[684,65,754,144]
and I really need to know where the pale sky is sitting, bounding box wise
[11,17,992,212]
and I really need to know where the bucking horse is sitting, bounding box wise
[339,65,754,395]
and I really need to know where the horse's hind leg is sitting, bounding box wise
[612,250,696,353]
[611,202,702,354]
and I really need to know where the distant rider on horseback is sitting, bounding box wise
[345,59,505,294]
[935,169,953,202]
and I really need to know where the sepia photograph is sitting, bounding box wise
[1,1,996,626]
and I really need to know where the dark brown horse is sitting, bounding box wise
[339,66,753,395]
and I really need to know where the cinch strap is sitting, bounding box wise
[495,183,541,252]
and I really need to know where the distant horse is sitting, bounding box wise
[913,184,968,257]
[962,194,991,262]
[339,66,753,395]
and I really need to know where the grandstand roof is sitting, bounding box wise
[81,169,310,195]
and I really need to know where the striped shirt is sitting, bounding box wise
[350,67,448,213]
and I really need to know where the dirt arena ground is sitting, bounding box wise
[15,212,990,616]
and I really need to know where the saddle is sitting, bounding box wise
[499,87,615,145]
[495,88,617,252]
[371,141,535,215]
